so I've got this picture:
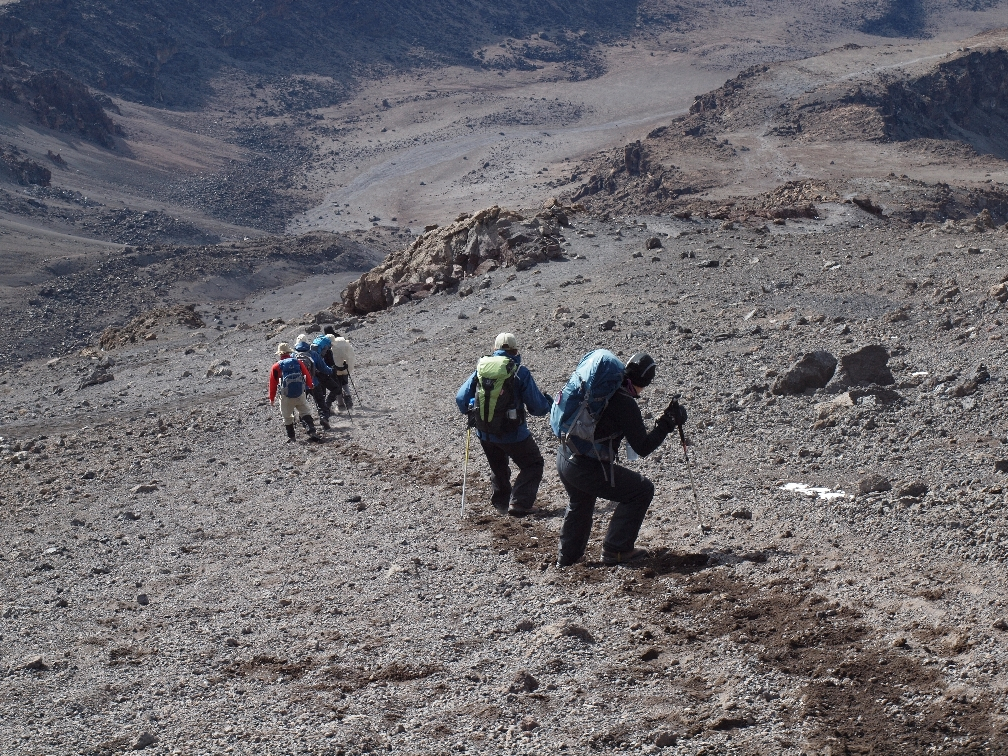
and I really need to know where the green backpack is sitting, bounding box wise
[473,356,524,435]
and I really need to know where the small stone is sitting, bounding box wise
[520,716,540,732]
[137,594,149,606]
[646,236,662,249]
[131,484,158,494]
[226,636,239,647]
[892,636,907,648]
[993,618,1007,631]
[515,620,535,633]
[655,731,678,748]
[508,669,539,693]
[697,259,719,268]
[859,474,891,495]
[457,311,469,319]
[996,460,1008,474]
[898,481,929,499]
[133,732,157,750]
[641,647,661,661]
[347,494,362,503]
[599,319,616,331]
[730,508,752,520]
[21,656,49,672]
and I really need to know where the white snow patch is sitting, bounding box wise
[781,482,850,501]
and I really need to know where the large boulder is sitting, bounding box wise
[342,202,576,315]
[827,345,894,391]
[771,351,837,395]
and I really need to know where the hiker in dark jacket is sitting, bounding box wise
[556,352,688,567]
[455,332,552,516]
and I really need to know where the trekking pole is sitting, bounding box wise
[348,372,361,404]
[672,400,710,534]
[461,426,472,517]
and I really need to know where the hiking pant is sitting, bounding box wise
[480,435,544,511]
[279,394,313,424]
[312,374,340,414]
[331,373,352,408]
[556,448,654,564]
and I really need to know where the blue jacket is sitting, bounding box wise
[295,342,333,377]
[455,351,553,443]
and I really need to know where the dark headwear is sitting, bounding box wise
[625,352,657,388]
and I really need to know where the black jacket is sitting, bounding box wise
[593,388,671,459]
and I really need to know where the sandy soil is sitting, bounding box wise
[2,208,1007,754]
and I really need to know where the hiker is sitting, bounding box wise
[295,333,337,428]
[455,332,552,516]
[553,351,687,566]
[319,328,356,411]
[268,342,318,442]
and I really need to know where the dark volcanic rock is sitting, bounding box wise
[771,351,837,395]
[828,345,894,391]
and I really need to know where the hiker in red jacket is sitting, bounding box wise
[269,342,318,442]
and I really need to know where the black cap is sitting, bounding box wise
[625,352,657,388]
[323,325,337,336]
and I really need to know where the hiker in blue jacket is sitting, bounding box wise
[455,332,552,516]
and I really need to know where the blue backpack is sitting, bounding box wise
[278,357,305,399]
[550,350,626,469]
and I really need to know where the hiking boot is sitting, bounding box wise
[491,501,509,516]
[335,396,347,411]
[601,547,648,566]
[302,416,318,437]
[343,392,354,410]
[319,415,331,430]
[507,502,535,517]
[556,554,579,568]
[285,424,296,443]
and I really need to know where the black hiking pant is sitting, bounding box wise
[479,435,544,512]
[555,448,654,565]
[313,374,340,414]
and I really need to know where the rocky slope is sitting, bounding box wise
[2,206,1007,754]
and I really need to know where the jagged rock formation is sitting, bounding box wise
[342,202,574,314]
[0,145,50,185]
[0,65,120,147]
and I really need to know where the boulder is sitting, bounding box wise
[771,351,837,395]
[342,206,521,314]
[858,474,891,495]
[827,345,894,391]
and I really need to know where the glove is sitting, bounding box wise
[661,399,687,428]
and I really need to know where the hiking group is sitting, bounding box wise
[268,326,356,443]
[457,333,688,568]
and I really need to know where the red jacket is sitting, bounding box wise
[269,357,314,403]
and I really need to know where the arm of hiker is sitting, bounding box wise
[268,363,279,404]
[300,360,315,390]
[315,354,333,376]
[621,396,670,458]
[455,372,477,414]
[519,368,553,416]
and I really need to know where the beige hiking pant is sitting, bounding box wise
[279,394,312,424]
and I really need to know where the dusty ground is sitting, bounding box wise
[2,207,1007,754]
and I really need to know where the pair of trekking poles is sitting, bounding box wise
[460,397,708,533]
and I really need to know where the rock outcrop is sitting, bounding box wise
[342,202,574,315]
[827,344,894,391]
[772,351,837,395]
